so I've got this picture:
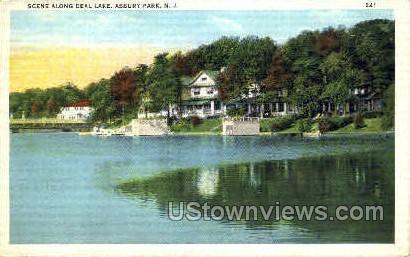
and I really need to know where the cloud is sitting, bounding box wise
[208,16,243,32]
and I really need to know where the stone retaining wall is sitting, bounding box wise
[128,119,169,136]
[222,117,260,136]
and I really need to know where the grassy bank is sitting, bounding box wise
[171,116,389,135]
[331,117,384,133]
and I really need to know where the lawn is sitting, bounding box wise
[332,117,384,133]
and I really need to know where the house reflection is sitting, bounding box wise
[196,167,219,197]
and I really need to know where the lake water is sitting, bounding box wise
[10,133,394,243]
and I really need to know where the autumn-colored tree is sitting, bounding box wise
[263,49,293,91]
[313,27,346,57]
[110,68,136,114]
[173,51,195,76]
[46,98,58,114]
[30,102,41,116]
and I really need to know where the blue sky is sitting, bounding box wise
[11,9,394,48]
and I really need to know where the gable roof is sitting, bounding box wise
[181,70,219,87]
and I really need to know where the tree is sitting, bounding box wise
[60,82,84,103]
[345,19,394,92]
[216,36,277,100]
[146,53,182,117]
[110,67,137,116]
[89,79,115,123]
[313,27,346,57]
[320,52,363,114]
[46,98,58,115]
[282,31,324,117]
[263,48,293,92]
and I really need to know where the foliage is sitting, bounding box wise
[320,52,363,113]
[216,36,277,99]
[296,118,312,132]
[319,115,353,133]
[345,19,395,92]
[170,118,193,132]
[170,118,222,133]
[381,85,394,130]
[354,112,366,129]
[318,118,331,134]
[146,53,182,115]
[329,115,354,129]
[9,83,84,118]
[334,118,383,132]
[263,48,293,91]
[190,115,202,126]
[261,115,295,132]
[363,111,383,119]
[87,79,115,122]
[226,107,246,117]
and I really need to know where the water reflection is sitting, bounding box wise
[117,150,394,243]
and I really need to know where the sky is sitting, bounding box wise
[10,10,394,91]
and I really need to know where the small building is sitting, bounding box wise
[353,87,383,112]
[57,100,93,120]
[180,70,224,118]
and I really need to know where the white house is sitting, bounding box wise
[180,70,224,118]
[57,100,93,120]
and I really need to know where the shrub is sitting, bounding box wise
[319,118,331,134]
[354,112,365,129]
[226,107,246,117]
[296,118,312,132]
[271,115,295,132]
[318,115,353,133]
[328,116,353,129]
[190,115,202,126]
[363,111,383,119]
[170,119,192,132]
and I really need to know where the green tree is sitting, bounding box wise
[88,79,115,123]
[320,52,363,114]
[146,53,182,117]
[345,19,394,92]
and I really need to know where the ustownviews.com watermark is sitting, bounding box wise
[167,202,384,221]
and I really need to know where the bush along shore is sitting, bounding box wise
[167,111,392,135]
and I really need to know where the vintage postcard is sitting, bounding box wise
[0,0,409,256]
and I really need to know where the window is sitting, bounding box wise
[207,88,214,95]
[193,88,200,96]
[201,77,207,81]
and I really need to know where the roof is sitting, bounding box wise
[65,100,91,107]
[202,70,219,81]
[182,70,219,87]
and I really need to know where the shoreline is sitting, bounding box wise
[11,129,394,138]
